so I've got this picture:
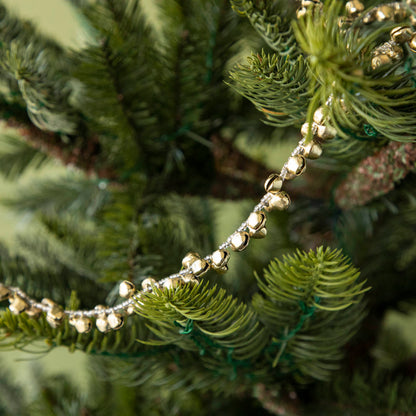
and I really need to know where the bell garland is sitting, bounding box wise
[1,0,416,333]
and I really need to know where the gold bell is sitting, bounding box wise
[390,26,413,44]
[9,295,29,315]
[409,34,416,53]
[41,298,65,328]
[211,249,230,269]
[345,1,364,17]
[182,274,200,285]
[163,277,183,290]
[126,304,135,315]
[190,258,210,277]
[313,107,327,125]
[95,306,110,333]
[286,155,306,177]
[107,312,124,330]
[376,5,394,21]
[70,315,92,334]
[371,54,393,69]
[0,284,11,301]
[119,280,136,298]
[181,252,200,269]
[249,227,267,239]
[26,306,42,318]
[300,141,322,160]
[296,7,307,19]
[247,211,267,232]
[316,124,337,140]
[230,231,250,252]
[265,192,291,212]
[141,277,159,291]
[264,173,283,194]
[301,122,318,138]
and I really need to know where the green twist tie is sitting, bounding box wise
[363,124,377,137]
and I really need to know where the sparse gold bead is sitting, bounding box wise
[191,258,210,277]
[41,298,65,328]
[363,9,377,24]
[286,155,306,177]
[70,315,92,334]
[345,1,364,17]
[182,274,200,285]
[141,277,158,291]
[376,5,394,21]
[265,192,291,212]
[119,280,136,298]
[0,284,11,302]
[163,277,183,290]
[230,231,250,252]
[409,34,416,52]
[300,141,322,160]
[126,304,135,315]
[211,249,230,269]
[182,252,200,269]
[107,312,124,330]
[264,173,283,194]
[393,3,408,21]
[390,26,413,44]
[249,227,267,239]
[301,122,318,138]
[247,211,267,231]
[9,295,29,315]
[95,308,110,333]
[316,124,337,140]
[313,107,326,125]
[26,306,42,318]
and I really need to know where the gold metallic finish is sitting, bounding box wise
[247,211,266,231]
[0,284,10,301]
[141,277,158,291]
[371,55,392,69]
[313,107,326,125]
[107,312,124,330]
[9,295,29,315]
[96,315,110,333]
[345,1,364,17]
[296,7,307,19]
[316,124,337,140]
[26,306,42,318]
[163,277,183,290]
[409,34,416,52]
[191,258,210,277]
[182,273,200,284]
[390,26,413,44]
[181,252,200,269]
[376,5,394,21]
[211,249,230,269]
[230,231,250,252]
[301,122,318,138]
[126,305,135,315]
[249,227,268,239]
[264,173,283,194]
[286,155,306,176]
[300,141,322,160]
[265,192,291,212]
[46,305,65,328]
[119,280,136,298]
[71,316,92,334]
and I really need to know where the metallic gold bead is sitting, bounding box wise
[345,1,364,17]
[300,140,322,160]
[126,304,135,315]
[9,295,29,315]
[181,252,200,269]
[0,284,11,302]
[119,280,135,298]
[371,54,392,69]
[214,265,229,274]
[376,5,394,21]
[70,315,92,334]
[390,26,413,44]
[230,231,250,252]
[25,306,42,318]
[409,34,416,52]
[107,312,124,330]
[316,124,337,140]
[163,277,183,290]
[249,227,267,239]
[286,155,306,176]
[313,107,326,125]
[393,3,408,21]
[247,211,267,231]
[264,173,283,194]
[363,9,377,24]
[265,192,291,212]
[95,309,110,333]
[41,298,65,327]
[211,249,230,269]
[191,258,210,277]
[141,277,158,291]
[301,122,318,138]
[182,273,200,285]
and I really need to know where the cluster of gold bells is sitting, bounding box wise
[1,0,414,334]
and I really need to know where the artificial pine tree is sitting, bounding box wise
[0,0,416,414]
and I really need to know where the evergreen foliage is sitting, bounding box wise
[0,0,415,414]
